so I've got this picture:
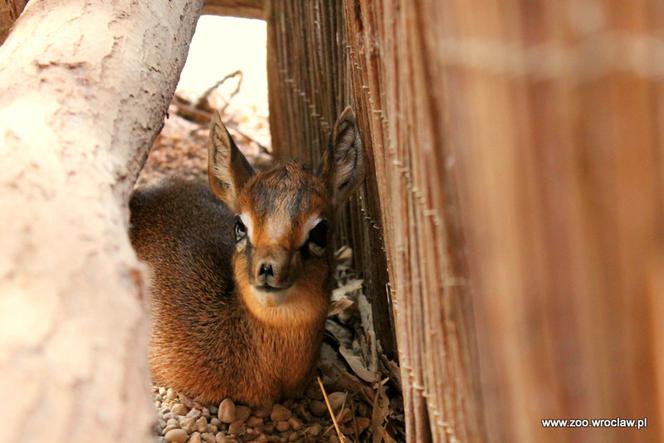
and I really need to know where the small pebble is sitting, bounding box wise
[228,419,246,434]
[275,420,290,432]
[327,392,346,414]
[247,416,264,428]
[164,428,188,443]
[196,416,208,432]
[235,405,251,422]
[172,403,189,416]
[216,433,237,443]
[201,434,215,443]
[163,425,179,435]
[294,404,311,422]
[270,404,292,422]
[188,432,202,443]
[253,404,272,418]
[309,400,327,417]
[306,424,322,437]
[218,399,236,424]
[166,388,177,401]
[159,387,167,395]
[287,432,301,442]
[287,418,302,431]
[180,417,196,433]
[187,409,202,419]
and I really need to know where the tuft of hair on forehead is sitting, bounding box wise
[242,161,328,219]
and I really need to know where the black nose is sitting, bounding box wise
[258,262,273,278]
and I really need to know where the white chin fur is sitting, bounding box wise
[250,286,290,306]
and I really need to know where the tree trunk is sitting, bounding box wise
[0,1,203,442]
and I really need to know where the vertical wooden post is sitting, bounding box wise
[439,1,664,441]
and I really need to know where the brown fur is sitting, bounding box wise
[129,108,362,406]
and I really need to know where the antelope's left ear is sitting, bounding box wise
[320,106,364,208]
[208,111,255,212]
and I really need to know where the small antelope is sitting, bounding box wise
[129,108,363,406]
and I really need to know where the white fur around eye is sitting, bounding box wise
[239,213,253,243]
[299,215,323,247]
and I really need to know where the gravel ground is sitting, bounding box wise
[153,382,369,442]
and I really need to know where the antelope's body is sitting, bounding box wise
[129,108,363,406]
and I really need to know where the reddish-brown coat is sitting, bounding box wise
[129,108,362,406]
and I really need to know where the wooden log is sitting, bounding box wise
[0,1,203,442]
[203,0,263,19]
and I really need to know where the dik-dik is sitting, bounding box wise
[129,108,363,406]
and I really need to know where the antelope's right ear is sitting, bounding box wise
[320,107,364,209]
[208,111,255,211]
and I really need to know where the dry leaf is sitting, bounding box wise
[339,345,380,383]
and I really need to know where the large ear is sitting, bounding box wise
[208,111,255,211]
[320,106,364,208]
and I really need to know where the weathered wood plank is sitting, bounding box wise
[203,0,263,19]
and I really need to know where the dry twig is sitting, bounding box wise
[196,69,243,113]
[317,376,346,443]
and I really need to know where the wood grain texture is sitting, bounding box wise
[266,1,483,441]
[266,0,396,359]
[267,0,664,442]
[203,0,263,19]
[0,1,204,441]
[444,1,664,441]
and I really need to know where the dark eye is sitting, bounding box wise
[308,219,329,249]
[234,216,247,242]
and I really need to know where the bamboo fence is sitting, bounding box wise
[267,1,483,441]
[265,1,664,442]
